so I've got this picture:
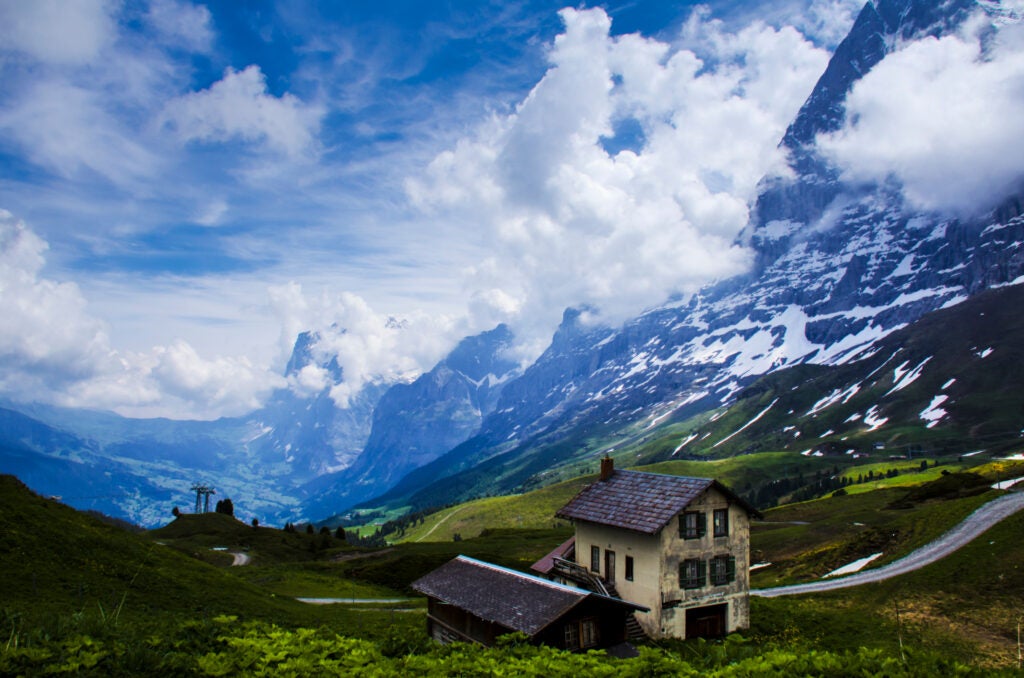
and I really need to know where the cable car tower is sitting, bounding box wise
[190,484,216,513]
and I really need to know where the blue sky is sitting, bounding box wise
[4,0,1019,419]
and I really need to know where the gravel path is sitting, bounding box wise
[415,505,467,542]
[752,491,1024,597]
[229,551,251,566]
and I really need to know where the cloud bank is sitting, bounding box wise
[819,16,1024,215]
[268,283,467,408]
[0,212,284,419]
[408,7,829,354]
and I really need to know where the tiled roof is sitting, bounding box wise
[555,470,724,534]
[411,556,643,636]
[530,535,575,575]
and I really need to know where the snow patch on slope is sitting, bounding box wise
[920,394,948,428]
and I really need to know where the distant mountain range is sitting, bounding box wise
[2,0,1023,527]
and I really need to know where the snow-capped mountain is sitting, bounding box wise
[668,282,1024,465]
[241,330,385,480]
[0,323,519,526]
[299,324,519,519]
[3,0,1023,526]
[348,0,1024,514]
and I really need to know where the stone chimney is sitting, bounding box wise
[600,456,614,481]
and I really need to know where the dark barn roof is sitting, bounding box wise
[412,556,645,636]
[555,469,759,534]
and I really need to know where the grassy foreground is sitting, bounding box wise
[4,457,1024,673]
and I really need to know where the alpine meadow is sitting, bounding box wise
[3,0,1024,674]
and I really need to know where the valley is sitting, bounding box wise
[4,0,1024,674]
[3,444,1023,673]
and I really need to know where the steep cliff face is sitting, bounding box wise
[754,0,980,260]
[299,325,519,518]
[241,331,382,481]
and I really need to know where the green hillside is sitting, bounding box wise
[391,450,1005,543]
[752,505,1024,669]
[4,468,1023,672]
[0,475,415,631]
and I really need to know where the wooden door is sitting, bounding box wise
[686,603,727,639]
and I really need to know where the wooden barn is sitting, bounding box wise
[411,555,647,652]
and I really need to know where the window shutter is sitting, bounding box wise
[698,559,707,586]
[726,556,736,583]
[697,512,707,538]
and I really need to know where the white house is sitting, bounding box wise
[540,457,759,640]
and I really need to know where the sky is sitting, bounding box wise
[1,0,1022,420]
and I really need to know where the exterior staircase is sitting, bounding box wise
[549,558,648,642]
[601,579,648,642]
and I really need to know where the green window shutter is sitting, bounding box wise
[698,559,707,586]
[697,512,707,538]
[726,556,736,583]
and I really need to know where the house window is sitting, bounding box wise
[625,555,634,582]
[590,545,600,573]
[713,508,729,537]
[680,511,706,540]
[710,555,737,586]
[679,558,706,589]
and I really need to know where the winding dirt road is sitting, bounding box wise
[229,551,251,566]
[752,491,1024,597]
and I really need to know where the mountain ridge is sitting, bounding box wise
[2,0,1023,527]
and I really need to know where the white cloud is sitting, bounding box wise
[0,211,285,419]
[193,198,229,226]
[782,0,863,48]
[0,210,111,386]
[0,0,115,64]
[407,7,828,352]
[818,19,1024,215]
[0,81,162,186]
[268,286,464,408]
[162,65,325,157]
[146,0,215,53]
[289,364,331,397]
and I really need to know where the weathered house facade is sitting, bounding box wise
[411,555,647,651]
[551,457,758,640]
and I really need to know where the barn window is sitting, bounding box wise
[580,618,599,648]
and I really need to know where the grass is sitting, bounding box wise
[395,479,583,543]
[231,563,408,599]
[149,512,353,564]
[838,461,964,495]
[751,508,1024,669]
[750,481,1001,586]
[0,475,418,639]
[333,528,573,594]
[7,448,1024,671]
[398,451,849,542]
